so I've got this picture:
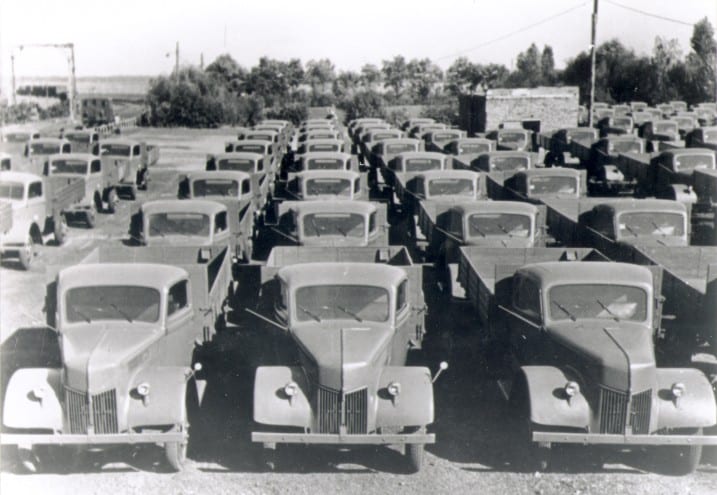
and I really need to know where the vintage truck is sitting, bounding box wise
[0,171,84,269]
[686,126,717,151]
[1,242,232,472]
[180,169,266,215]
[62,129,100,155]
[367,138,424,192]
[485,129,533,152]
[544,198,691,258]
[423,129,465,153]
[401,117,435,131]
[540,127,598,167]
[100,139,159,196]
[245,130,282,152]
[247,245,438,472]
[349,119,388,141]
[224,140,279,178]
[392,169,484,219]
[295,138,349,156]
[268,200,388,247]
[130,198,253,265]
[490,168,587,204]
[18,138,73,176]
[1,128,41,156]
[442,138,495,156]
[616,148,716,208]
[674,115,699,137]
[206,151,274,201]
[571,135,644,195]
[639,120,682,151]
[597,116,634,138]
[359,129,404,161]
[278,170,367,203]
[453,150,532,175]
[380,151,450,196]
[293,151,358,173]
[456,246,717,473]
[408,123,447,140]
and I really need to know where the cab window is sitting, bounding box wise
[91,160,101,173]
[132,145,141,156]
[167,280,189,316]
[353,178,360,194]
[215,211,228,233]
[396,280,408,313]
[257,159,264,171]
[28,181,43,198]
[369,212,377,232]
[513,277,540,318]
[242,179,251,195]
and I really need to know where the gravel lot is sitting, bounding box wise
[1,127,715,495]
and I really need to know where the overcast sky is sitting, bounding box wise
[0,0,715,83]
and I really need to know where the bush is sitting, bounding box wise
[265,102,309,125]
[420,102,461,126]
[339,90,386,124]
[147,68,227,127]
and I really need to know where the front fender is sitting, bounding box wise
[521,366,590,429]
[127,366,189,429]
[661,184,698,205]
[3,368,63,431]
[254,366,311,428]
[656,368,717,430]
[376,367,434,428]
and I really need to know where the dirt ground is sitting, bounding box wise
[1,127,715,495]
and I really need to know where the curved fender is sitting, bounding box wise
[376,367,434,428]
[1,220,35,245]
[3,368,63,431]
[520,366,590,429]
[661,184,698,205]
[656,368,717,430]
[127,366,189,429]
[254,366,311,428]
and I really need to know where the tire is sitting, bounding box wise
[405,443,425,473]
[85,205,97,229]
[653,428,702,475]
[105,189,119,214]
[137,169,148,191]
[127,185,137,201]
[164,387,191,472]
[54,215,68,245]
[509,376,550,472]
[18,235,34,271]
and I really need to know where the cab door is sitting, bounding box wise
[504,276,545,365]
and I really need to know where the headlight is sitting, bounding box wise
[136,382,151,397]
[671,382,685,399]
[387,382,401,397]
[284,382,298,398]
[564,381,580,398]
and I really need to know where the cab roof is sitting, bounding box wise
[395,151,446,162]
[416,170,481,181]
[518,261,653,288]
[301,151,351,161]
[516,168,582,179]
[215,152,263,162]
[0,171,42,184]
[278,262,405,289]
[478,151,531,159]
[141,199,226,216]
[49,152,97,162]
[660,148,715,159]
[60,263,188,291]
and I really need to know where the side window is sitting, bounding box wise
[450,212,463,235]
[62,143,71,153]
[167,280,189,316]
[215,211,227,233]
[91,160,101,173]
[257,159,264,171]
[513,278,540,318]
[242,179,251,195]
[132,145,141,157]
[353,178,360,194]
[369,212,377,232]
[396,280,408,313]
[28,181,43,198]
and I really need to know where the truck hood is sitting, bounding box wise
[293,322,392,392]
[62,323,162,393]
[547,320,655,392]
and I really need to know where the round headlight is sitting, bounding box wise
[671,382,685,398]
[387,382,401,397]
[284,382,298,398]
[136,382,151,397]
[564,381,580,398]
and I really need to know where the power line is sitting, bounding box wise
[435,1,589,62]
[603,0,695,26]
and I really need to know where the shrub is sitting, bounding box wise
[339,90,386,124]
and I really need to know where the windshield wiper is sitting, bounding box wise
[336,305,362,322]
[651,221,670,237]
[109,302,133,323]
[596,299,620,322]
[72,308,92,323]
[497,223,514,238]
[335,225,348,237]
[149,225,166,238]
[298,305,322,322]
[623,224,639,237]
[309,217,321,237]
[469,221,486,237]
[551,300,577,321]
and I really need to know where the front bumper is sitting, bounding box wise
[252,432,435,445]
[533,431,717,446]
[1,431,186,447]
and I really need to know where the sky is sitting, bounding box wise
[0,0,715,87]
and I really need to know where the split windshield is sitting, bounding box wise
[218,158,254,172]
[305,178,352,197]
[404,158,442,172]
[427,178,474,197]
[30,143,61,155]
[148,212,211,237]
[50,159,88,175]
[654,123,678,134]
[618,212,684,238]
[458,143,491,154]
[491,156,529,171]
[386,144,416,154]
[468,213,531,238]
[100,144,131,157]
[66,286,161,323]
[549,284,647,322]
[306,158,344,170]
[528,176,577,196]
[295,285,389,322]
[302,212,364,238]
[673,153,715,172]
[0,182,24,200]
[192,179,238,197]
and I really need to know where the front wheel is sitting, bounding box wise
[105,189,119,214]
[18,235,34,270]
[164,388,191,471]
[652,428,702,475]
[405,443,425,473]
[54,215,68,245]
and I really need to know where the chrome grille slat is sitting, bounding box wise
[92,389,118,434]
[629,389,651,434]
[64,387,118,434]
[599,387,652,435]
[345,388,368,434]
[65,388,88,434]
[316,386,368,434]
[318,386,340,434]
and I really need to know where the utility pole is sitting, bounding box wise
[11,50,17,105]
[68,43,77,122]
[588,0,599,127]
[175,41,180,80]
[200,53,204,69]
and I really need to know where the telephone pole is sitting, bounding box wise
[588,0,599,127]
[175,41,180,79]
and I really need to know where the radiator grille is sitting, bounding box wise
[599,387,652,434]
[316,386,368,434]
[65,387,118,434]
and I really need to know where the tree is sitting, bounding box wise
[511,43,542,87]
[406,58,443,102]
[382,55,409,99]
[205,54,247,93]
[445,57,484,96]
[305,58,336,99]
[651,37,683,103]
[360,63,382,89]
[246,57,304,107]
[340,90,386,123]
[541,45,556,85]
[333,70,361,102]
[686,17,716,102]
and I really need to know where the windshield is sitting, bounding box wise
[612,118,632,128]
[491,156,529,172]
[618,212,685,238]
[66,286,161,323]
[458,143,491,154]
[148,212,211,237]
[673,153,715,171]
[528,176,577,196]
[302,212,365,238]
[4,133,31,143]
[654,123,678,133]
[192,179,238,197]
[30,143,61,155]
[100,144,131,156]
[236,144,265,153]
[428,178,475,197]
[498,132,527,144]
[468,213,531,238]
[50,159,88,175]
[403,158,442,172]
[386,144,416,154]
[308,143,339,152]
[433,133,457,143]
[0,182,24,200]
[217,158,255,172]
[305,178,352,197]
[609,140,641,153]
[295,284,389,322]
[567,130,595,141]
[66,133,91,143]
[306,158,344,170]
[549,284,647,322]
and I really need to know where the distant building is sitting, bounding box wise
[459,86,580,135]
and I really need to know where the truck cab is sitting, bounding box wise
[1,129,41,156]
[296,152,356,173]
[25,138,72,176]
[442,138,495,156]
[462,151,531,174]
[423,129,465,153]
[486,129,533,152]
[503,168,585,202]
[63,129,100,155]
[286,170,365,201]
[100,139,150,195]
[686,126,717,151]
